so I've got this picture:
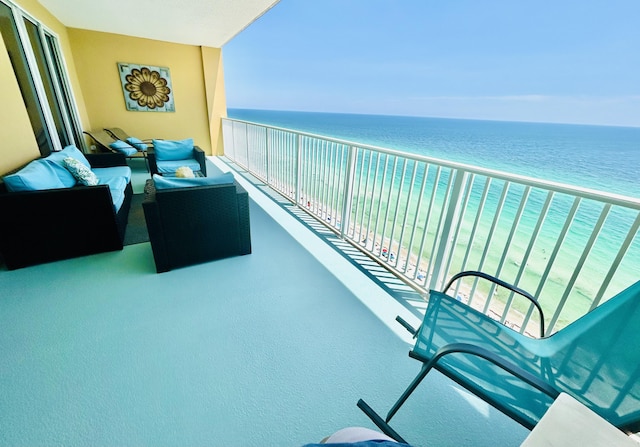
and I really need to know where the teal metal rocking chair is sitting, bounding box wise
[358,271,640,444]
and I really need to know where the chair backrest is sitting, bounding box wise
[155,184,243,264]
[83,130,116,152]
[544,280,640,431]
[105,128,128,141]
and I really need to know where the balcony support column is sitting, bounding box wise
[428,169,467,292]
[340,145,358,240]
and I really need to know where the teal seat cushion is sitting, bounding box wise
[93,166,132,185]
[153,138,194,161]
[98,175,127,211]
[156,159,201,175]
[93,166,131,212]
[3,159,66,192]
[109,140,138,156]
[125,137,147,151]
[152,173,234,190]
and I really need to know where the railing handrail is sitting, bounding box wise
[224,118,640,210]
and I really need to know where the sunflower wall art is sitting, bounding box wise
[117,62,175,112]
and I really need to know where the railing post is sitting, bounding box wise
[295,134,302,204]
[228,119,236,159]
[244,122,250,171]
[223,119,232,158]
[265,126,271,185]
[428,169,467,291]
[340,145,358,239]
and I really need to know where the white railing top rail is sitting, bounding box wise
[224,118,640,210]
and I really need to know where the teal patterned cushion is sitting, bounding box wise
[63,157,99,186]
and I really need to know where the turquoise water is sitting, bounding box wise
[228,109,640,198]
[228,108,640,327]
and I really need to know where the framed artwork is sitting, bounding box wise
[117,62,175,112]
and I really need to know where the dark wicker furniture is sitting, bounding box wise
[142,178,251,273]
[146,146,207,177]
[0,153,133,270]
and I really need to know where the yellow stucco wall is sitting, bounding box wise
[68,29,225,155]
[202,47,228,156]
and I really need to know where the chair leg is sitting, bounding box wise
[357,399,408,444]
[386,363,431,422]
[357,364,433,445]
[142,152,150,173]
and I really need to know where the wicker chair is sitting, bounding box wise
[142,178,251,272]
[147,144,207,177]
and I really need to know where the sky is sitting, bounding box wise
[222,0,640,127]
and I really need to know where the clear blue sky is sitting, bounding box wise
[223,0,640,127]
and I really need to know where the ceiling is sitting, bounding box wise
[37,0,280,48]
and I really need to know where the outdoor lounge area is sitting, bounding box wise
[2,1,639,445]
[0,157,533,446]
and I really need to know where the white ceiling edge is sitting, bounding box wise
[37,0,280,47]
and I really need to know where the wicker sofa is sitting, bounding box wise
[0,149,133,270]
[142,175,251,273]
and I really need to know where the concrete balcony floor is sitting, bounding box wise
[0,157,528,446]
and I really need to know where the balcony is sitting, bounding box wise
[0,156,533,446]
[2,121,639,445]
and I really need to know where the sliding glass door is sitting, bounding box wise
[0,0,82,156]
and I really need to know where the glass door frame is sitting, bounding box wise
[2,0,84,153]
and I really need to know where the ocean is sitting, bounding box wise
[228,108,640,198]
[227,108,640,328]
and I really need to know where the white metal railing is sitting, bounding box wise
[222,118,640,335]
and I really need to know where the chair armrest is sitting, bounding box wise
[142,190,171,273]
[0,185,115,217]
[443,270,545,337]
[409,343,560,399]
[0,185,121,269]
[193,146,207,176]
[86,152,127,168]
[146,149,159,176]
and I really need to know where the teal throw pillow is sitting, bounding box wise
[109,140,138,156]
[125,137,148,151]
[152,173,235,190]
[64,157,99,186]
[42,150,78,187]
[153,138,194,161]
[60,145,91,167]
